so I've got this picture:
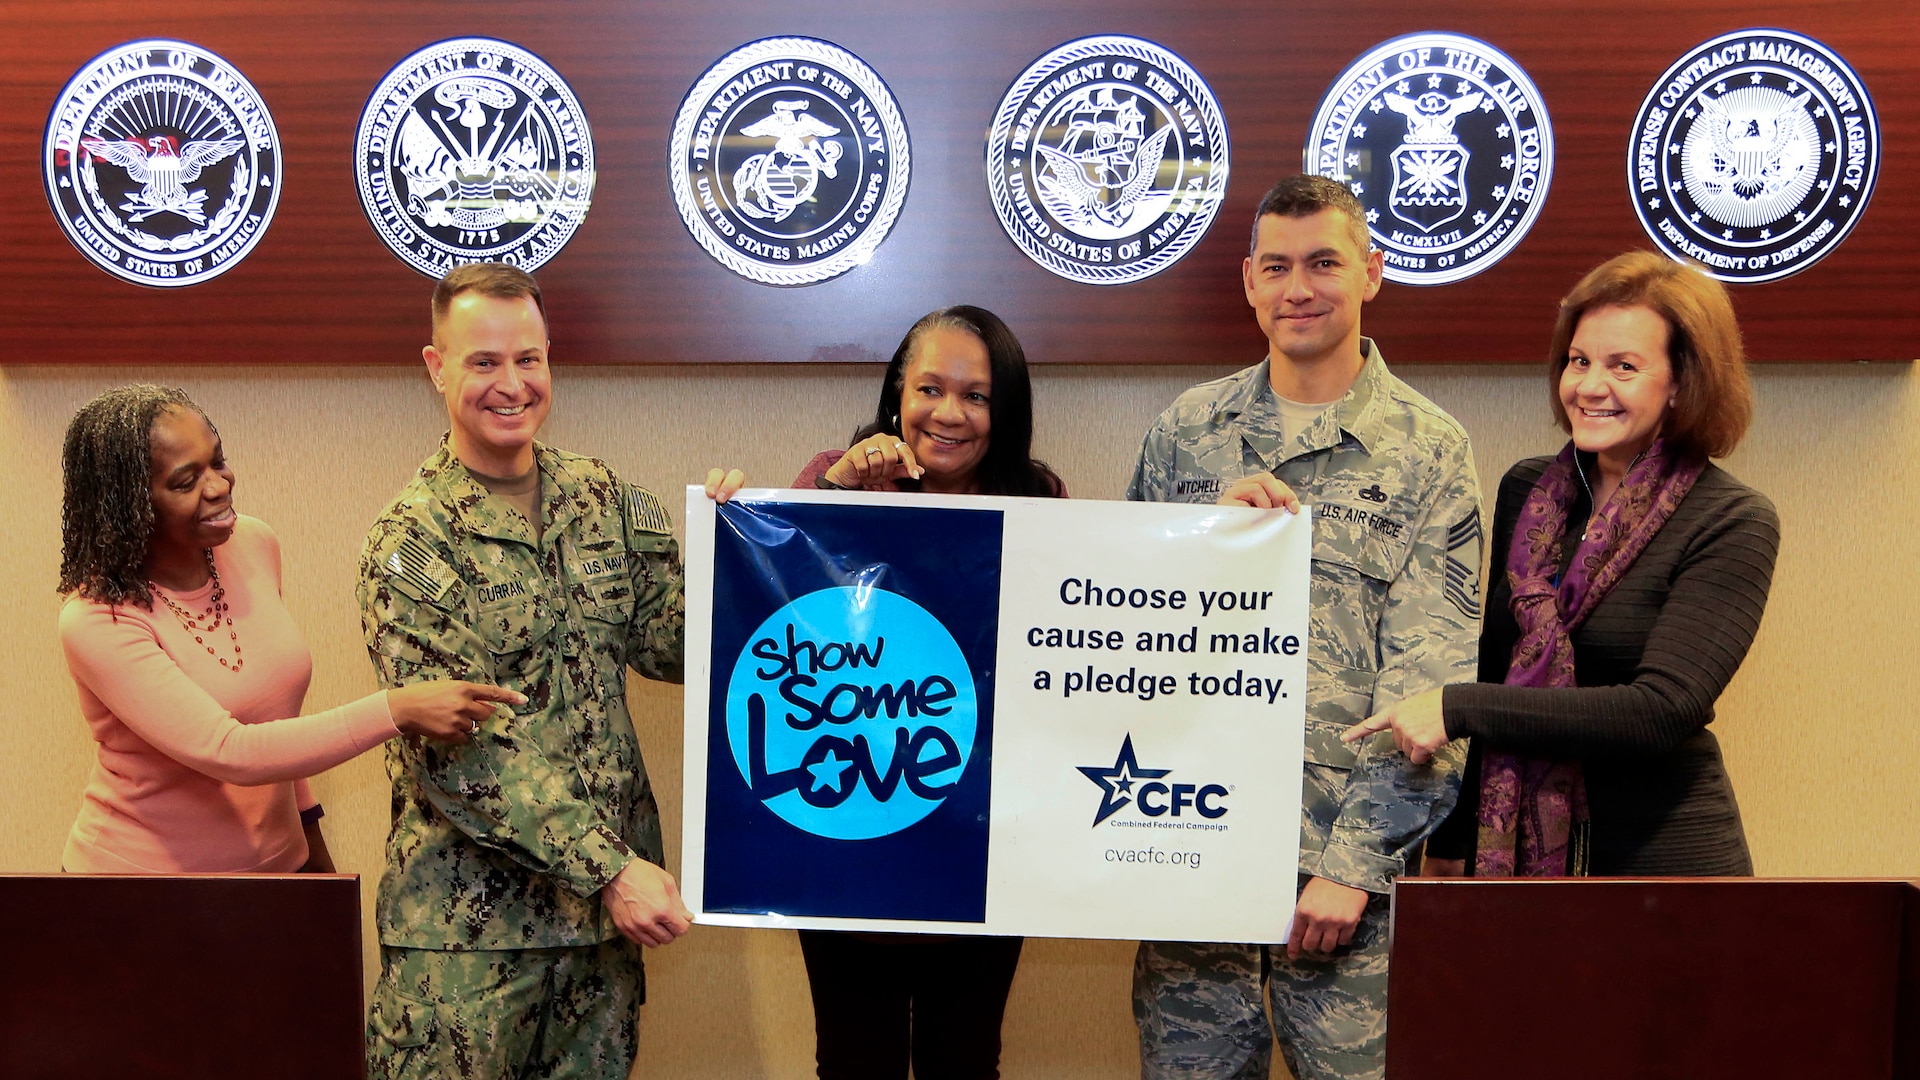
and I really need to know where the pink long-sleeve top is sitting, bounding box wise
[59,515,398,873]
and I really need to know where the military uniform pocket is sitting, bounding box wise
[1302,657,1376,769]
[1310,503,1412,576]
[581,579,635,626]
[366,978,440,1080]
[477,594,556,657]
[1308,510,1409,662]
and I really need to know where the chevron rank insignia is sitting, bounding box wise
[627,485,673,535]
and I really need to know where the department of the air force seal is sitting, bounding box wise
[986,36,1229,285]
[669,37,910,287]
[43,40,281,288]
[355,38,595,277]
[1629,29,1878,284]
[1305,33,1553,286]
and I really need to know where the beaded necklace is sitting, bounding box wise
[150,549,243,673]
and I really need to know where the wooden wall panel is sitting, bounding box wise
[2,0,1913,365]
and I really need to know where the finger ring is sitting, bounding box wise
[893,442,908,452]
[471,721,480,734]
[864,446,883,458]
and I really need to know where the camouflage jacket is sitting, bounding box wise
[358,439,683,949]
[1127,341,1482,894]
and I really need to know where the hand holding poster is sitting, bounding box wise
[682,489,1310,943]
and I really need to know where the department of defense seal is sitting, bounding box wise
[1629,29,1878,284]
[355,38,595,277]
[1305,33,1553,286]
[43,40,281,288]
[986,36,1229,285]
[669,37,910,287]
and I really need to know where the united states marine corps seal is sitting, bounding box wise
[986,36,1229,285]
[1305,33,1553,286]
[355,38,595,277]
[1629,29,1878,284]
[43,40,281,288]
[669,37,910,287]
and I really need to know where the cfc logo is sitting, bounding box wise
[1078,734,1228,827]
[725,586,977,840]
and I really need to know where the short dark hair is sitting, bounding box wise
[1251,175,1370,255]
[59,384,212,606]
[432,262,546,344]
[1547,251,1753,460]
[855,306,1061,497]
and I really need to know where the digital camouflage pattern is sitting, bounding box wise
[1133,890,1390,1080]
[367,939,644,1080]
[1127,341,1482,1080]
[358,439,684,951]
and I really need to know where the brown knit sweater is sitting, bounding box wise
[1429,454,1779,876]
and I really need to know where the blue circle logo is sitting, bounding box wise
[725,586,977,840]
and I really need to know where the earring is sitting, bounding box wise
[891,413,899,430]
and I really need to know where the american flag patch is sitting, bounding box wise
[384,536,457,603]
[627,485,673,535]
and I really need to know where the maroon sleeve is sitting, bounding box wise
[793,449,846,489]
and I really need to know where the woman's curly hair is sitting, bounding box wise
[59,384,211,606]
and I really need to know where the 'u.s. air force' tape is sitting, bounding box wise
[384,536,458,604]
[627,486,673,535]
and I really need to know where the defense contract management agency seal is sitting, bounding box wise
[356,38,595,277]
[43,40,281,287]
[1629,29,1878,284]
[669,37,910,287]
[986,36,1229,285]
[1305,33,1553,286]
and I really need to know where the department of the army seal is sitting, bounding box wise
[43,40,282,288]
[355,38,595,277]
[1629,29,1878,284]
[669,37,910,287]
[1305,33,1553,286]
[986,36,1229,285]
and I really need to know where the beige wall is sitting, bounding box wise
[2,357,1915,1078]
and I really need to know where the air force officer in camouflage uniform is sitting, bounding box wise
[1126,176,1483,1080]
[357,264,740,1080]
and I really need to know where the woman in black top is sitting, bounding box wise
[793,305,1062,1080]
[1346,252,1777,876]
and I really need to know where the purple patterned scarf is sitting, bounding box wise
[1474,439,1703,877]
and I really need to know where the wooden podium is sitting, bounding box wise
[0,873,365,1080]
[1387,878,1920,1079]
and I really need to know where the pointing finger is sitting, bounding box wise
[893,440,923,480]
[468,683,528,705]
[1341,715,1390,743]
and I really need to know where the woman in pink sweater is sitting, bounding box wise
[57,385,521,874]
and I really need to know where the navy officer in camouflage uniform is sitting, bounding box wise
[1125,175,1483,1080]
[358,263,742,1079]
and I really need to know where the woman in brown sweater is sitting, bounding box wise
[1347,252,1777,877]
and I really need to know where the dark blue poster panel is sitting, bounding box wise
[704,501,1003,922]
